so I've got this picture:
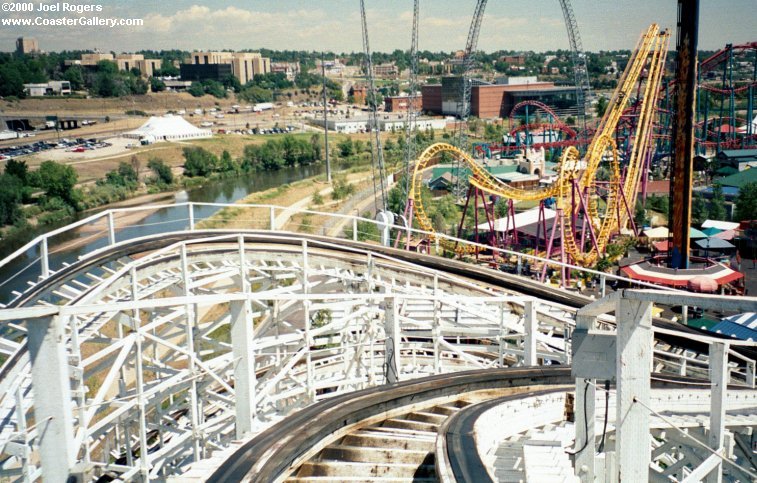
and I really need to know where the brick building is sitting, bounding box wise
[421,76,577,119]
[384,95,422,112]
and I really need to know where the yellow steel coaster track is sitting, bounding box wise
[409,24,670,265]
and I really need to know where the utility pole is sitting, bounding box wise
[322,52,331,183]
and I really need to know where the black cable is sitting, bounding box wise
[597,380,610,453]
[566,380,589,456]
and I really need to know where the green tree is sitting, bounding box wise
[217,150,237,172]
[708,183,727,221]
[150,77,166,92]
[0,173,23,225]
[692,191,708,225]
[338,138,354,157]
[183,147,217,177]
[4,159,28,184]
[239,85,273,103]
[63,65,84,90]
[188,82,205,97]
[735,182,757,222]
[0,63,26,97]
[634,199,648,227]
[147,157,173,185]
[595,96,608,118]
[37,160,79,206]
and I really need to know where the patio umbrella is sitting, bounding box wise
[713,229,736,240]
[695,237,735,251]
[687,275,718,293]
[701,227,723,237]
[689,227,707,239]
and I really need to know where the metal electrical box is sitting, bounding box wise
[571,329,617,380]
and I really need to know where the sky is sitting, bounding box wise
[1,0,754,54]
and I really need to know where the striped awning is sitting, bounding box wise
[620,261,743,288]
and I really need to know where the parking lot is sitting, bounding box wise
[0,137,113,164]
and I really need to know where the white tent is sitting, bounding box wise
[642,226,669,239]
[476,207,556,232]
[124,115,212,142]
[736,115,757,134]
[701,219,740,231]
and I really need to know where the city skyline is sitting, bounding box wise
[1,0,754,54]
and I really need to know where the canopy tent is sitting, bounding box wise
[736,115,757,134]
[476,207,556,233]
[722,312,757,329]
[701,220,740,231]
[695,237,735,251]
[687,276,718,293]
[642,226,669,239]
[713,229,736,241]
[124,115,212,142]
[708,321,756,341]
[651,240,669,252]
[701,227,723,237]
[709,312,757,341]
[620,260,743,288]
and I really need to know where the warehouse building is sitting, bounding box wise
[422,76,578,119]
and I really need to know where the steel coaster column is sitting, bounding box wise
[28,314,75,482]
[181,244,201,460]
[523,300,537,366]
[615,296,653,482]
[704,341,728,483]
[384,292,400,384]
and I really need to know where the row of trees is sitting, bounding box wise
[182,136,323,177]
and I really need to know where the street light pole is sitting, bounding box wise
[322,52,331,183]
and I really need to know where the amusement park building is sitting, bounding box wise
[421,76,578,119]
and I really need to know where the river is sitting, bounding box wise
[0,164,326,304]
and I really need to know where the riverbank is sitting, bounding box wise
[197,167,375,233]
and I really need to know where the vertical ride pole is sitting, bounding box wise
[669,0,700,269]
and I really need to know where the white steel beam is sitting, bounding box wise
[615,297,653,482]
[27,315,75,481]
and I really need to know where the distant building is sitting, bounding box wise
[499,54,527,65]
[16,37,39,55]
[23,81,71,97]
[349,85,368,105]
[180,63,233,83]
[311,115,445,134]
[65,52,159,77]
[422,76,578,119]
[186,51,271,84]
[373,63,398,78]
[116,54,161,77]
[162,79,193,91]
[271,62,300,81]
[384,95,422,112]
[316,58,345,76]
[311,116,370,134]
[65,52,115,67]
